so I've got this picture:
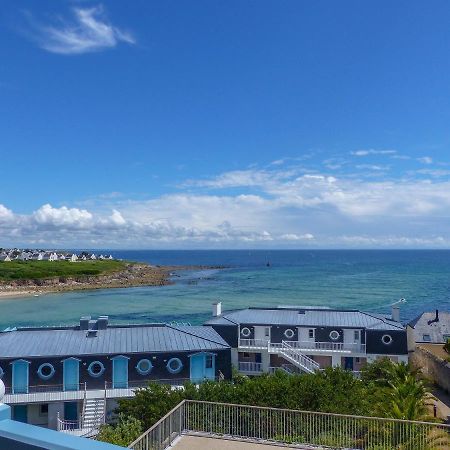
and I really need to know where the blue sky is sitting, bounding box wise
[1,1,450,248]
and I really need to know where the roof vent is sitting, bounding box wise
[97,316,109,330]
[86,329,98,338]
[80,316,91,330]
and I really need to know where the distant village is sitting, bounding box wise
[0,249,115,263]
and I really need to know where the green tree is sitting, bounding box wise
[96,414,142,447]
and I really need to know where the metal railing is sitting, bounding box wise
[289,340,367,353]
[277,341,320,374]
[238,362,263,373]
[129,400,450,450]
[238,339,269,349]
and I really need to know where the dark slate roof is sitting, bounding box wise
[0,324,229,359]
[205,306,404,330]
[408,311,450,343]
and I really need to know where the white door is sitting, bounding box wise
[254,326,270,342]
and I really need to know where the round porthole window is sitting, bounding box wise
[0,366,4,379]
[37,363,55,381]
[136,359,153,376]
[241,327,251,337]
[382,334,393,345]
[88,361,105,378]
[166,358,183,374]
[284,328,295,339]
[329,330,340,340]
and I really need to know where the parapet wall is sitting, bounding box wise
[410,346,450,393]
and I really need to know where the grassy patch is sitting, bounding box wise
[0,260,129,282]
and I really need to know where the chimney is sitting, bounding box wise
[392,306,400,322]
[212,302,222,317]
[80,316,91,330]
[97,316,109,330]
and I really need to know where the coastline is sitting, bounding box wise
[0,263,224,299]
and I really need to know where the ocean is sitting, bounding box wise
[1,250,449,329]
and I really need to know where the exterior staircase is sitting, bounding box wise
[81,398,105,433]
[269,341,320,374]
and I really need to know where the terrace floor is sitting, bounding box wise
[173,435,321,449]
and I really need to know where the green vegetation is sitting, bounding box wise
[0,260,128,282]
[96,414,142,447]
[97,360,448,448]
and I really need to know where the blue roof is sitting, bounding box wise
[0,324,229,359]
[205,306,404,330]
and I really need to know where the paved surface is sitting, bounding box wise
[173,435,317,449]
[431,387,450,422]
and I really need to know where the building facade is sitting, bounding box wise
[0,316,231,434]
[205,304,408,376]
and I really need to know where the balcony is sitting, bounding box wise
[3,379,192,405]
[237,362,263,374]
[285,340,366,354]
[238,339,269,349]
[240,339,366,354]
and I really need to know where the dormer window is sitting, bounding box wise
[422,334,431,342]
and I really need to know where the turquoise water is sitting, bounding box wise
[1,250,449,329]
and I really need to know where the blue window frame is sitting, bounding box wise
[87,361,105,378]
[166,358,183,374]
[136,359,153,375]
[37,363,55,381]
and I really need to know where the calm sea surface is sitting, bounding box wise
[1,250,449,329]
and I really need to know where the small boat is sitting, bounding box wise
[34,294,39,297]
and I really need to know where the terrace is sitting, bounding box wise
[128,400,450,450]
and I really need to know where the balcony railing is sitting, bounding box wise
[3,378,195,404]
[128,400,450,450]
[240,338,366,353]
[238,362,263,373]
[238,338,269,349]
[289,340,367,353]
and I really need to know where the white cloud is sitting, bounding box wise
[29,5,135,54]
[3,162,450,248]
[351,149,397,157]
[417,156,433,164]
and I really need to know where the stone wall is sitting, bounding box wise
[410,346,450,393]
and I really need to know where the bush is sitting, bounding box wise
[96,414,142,446]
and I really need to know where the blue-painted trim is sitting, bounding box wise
[87,361,105,378]
[112,356,128,388]
[136,359,153,375]
[166,358,183,374]
[61,357,81,362]
[11,360,30,394]
[111,355,130,360]
[188,352,217,357]
[37,363,55,381]
[63,358,80,391]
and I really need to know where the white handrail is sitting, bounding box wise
[279,341,320,373]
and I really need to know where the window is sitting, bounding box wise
[354,330,360,341]
[382,334,393,345]
[264,327,270,338]
[243,352,250,359]
[136,359,153,376]
[355,357,361,363]
[422,334,431,342]
[241,327,251,338]
[87,361,105,378]
[308,329,315,339]
[39,404,49,416]
[329,330,340,340]
[205,355,213,369]
[166,358,183,374]
[37,363,55,381]
[284,328,295,339]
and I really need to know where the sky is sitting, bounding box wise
[1,1,450,249]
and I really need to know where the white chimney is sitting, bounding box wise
[212,302,222,317]
[392,305,400,322]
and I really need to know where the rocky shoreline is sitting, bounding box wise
[0,263,224,298]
